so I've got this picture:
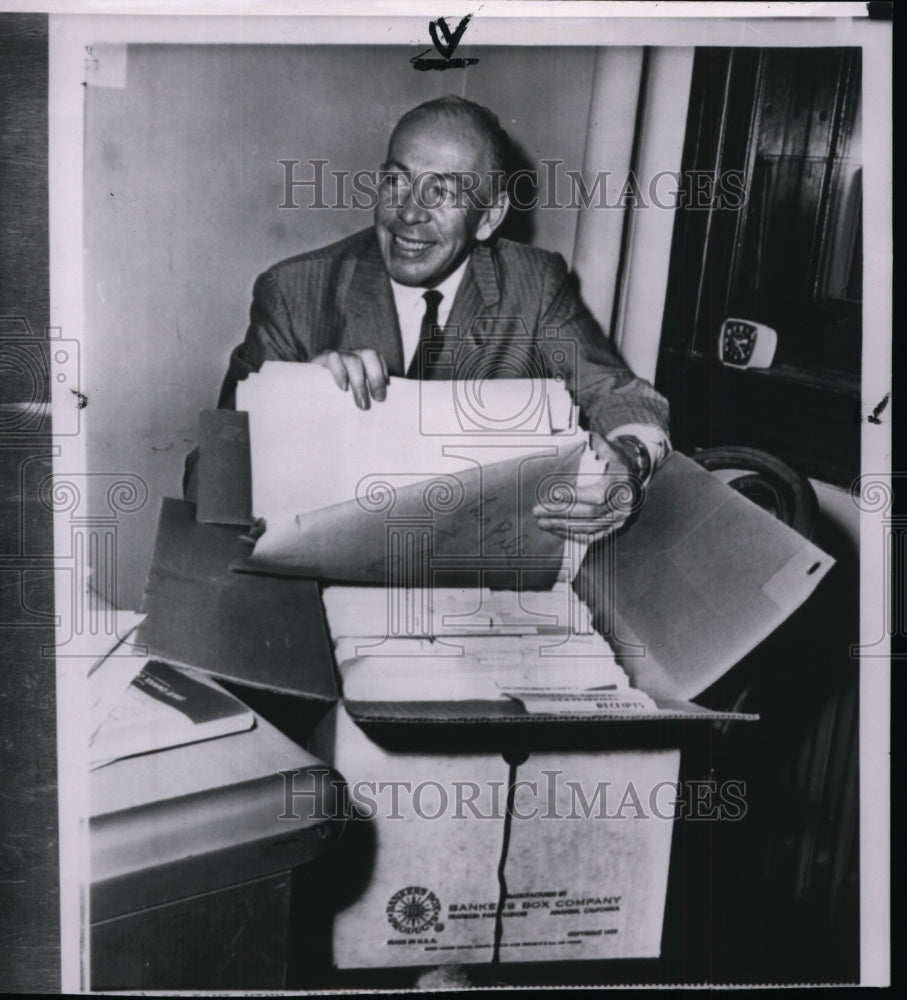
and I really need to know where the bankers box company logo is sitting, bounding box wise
[386,885,443,935]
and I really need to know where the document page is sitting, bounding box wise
[237,362,582,519]
[237,362,602,587]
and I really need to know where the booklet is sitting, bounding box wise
[90,660,255,768]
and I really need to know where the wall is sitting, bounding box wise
[83,44,599,608]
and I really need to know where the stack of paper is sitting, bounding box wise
[321,581,595,639]
[236,363,602,588]
[322,584,655,714]
[238,363,581,518]
[336,634,648,704]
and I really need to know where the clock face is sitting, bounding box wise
[722,321,757,365]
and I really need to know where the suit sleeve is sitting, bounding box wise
[216,269,308,409]
[536,253,670,439]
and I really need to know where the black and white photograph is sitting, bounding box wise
[0,2,893,992]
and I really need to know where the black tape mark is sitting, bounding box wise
[411,14,479,71]
[492,757,523,963]
[868,393,889,425]
[429,14,472,57]
[867,1,893,21]
[410,55,480,72]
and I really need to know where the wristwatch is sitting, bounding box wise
[613,435,652,484]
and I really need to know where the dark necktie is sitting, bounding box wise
[405,289,444,379]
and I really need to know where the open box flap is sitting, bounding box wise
[340,696,757,754]
[196,408,252,525]
[343,697,758,725]
[136,498,337,702]
[573,452,834,701]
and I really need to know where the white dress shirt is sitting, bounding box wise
[389,258,469,373]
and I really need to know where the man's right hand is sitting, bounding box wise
[311,349,389,410]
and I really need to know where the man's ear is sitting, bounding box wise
[474,192,510,242]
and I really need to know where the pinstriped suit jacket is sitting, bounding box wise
[218,227,669,438]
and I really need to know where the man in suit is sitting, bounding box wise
[210,95,670,539]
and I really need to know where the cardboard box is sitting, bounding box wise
[169,430,835,970]
[303,453,833,969]
[310,705,679,967]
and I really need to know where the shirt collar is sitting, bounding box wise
[389,255,470,320]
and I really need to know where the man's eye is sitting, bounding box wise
[418,178,452,206]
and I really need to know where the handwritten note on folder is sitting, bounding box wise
[236,362,599,589]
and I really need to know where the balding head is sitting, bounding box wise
[388,95,511,198]
[374,96,511,287]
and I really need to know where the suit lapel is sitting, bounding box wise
[340,235,405,376]
[442,242,501,378]
[339,235,503,380]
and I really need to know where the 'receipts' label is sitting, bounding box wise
[503,688,656,715]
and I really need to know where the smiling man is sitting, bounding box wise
[213,95,671,538]
[375,106,506,288]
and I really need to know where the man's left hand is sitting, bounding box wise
[532,433,645,541]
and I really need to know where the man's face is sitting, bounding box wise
[374,113,504,288]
